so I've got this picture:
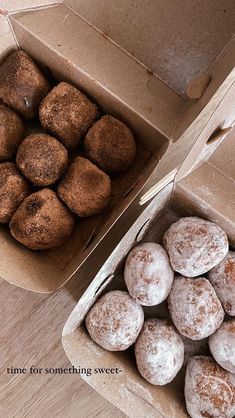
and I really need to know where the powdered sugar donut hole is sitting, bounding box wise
[168,276,224,340]
[135,319,184,385]
[85,290,144,351]
[185,356,235,418]
[163,217,228,277]
[208,251,235,316]
[209,320,235,373]
[124,242,174,306]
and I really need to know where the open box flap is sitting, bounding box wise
[64,0,235,96]
[0,14,16,56]
[173,127,235,246]
[1,1,62,12]
[6,3,235,140]
[176,77,235,181]
[62,0,235,144]
[139,71,235,202]
[173,36,235,140]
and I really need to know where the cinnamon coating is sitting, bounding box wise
[39,82,99,149]
[58,156,111,217]
[16,133,68,186]
[0,50,50,119]
[10,189,75,250]
[84,115,136,176]
[0,162,30,223]
[0,104,24,161]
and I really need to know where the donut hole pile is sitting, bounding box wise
[85,216,235,418]
[0,49,138,250]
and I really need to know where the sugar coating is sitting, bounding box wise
[85,290,144,351]
[135,318,184,385]
[208,251,235,316]
[163,217,228,277]
[185,356,235,418]
[39,82,99,149]
[124,242,174,306]
[209,320,235,373]
[168,276,224,340]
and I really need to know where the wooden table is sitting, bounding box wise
[0,244,126,418]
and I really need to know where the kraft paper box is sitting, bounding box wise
[62,125,235,418]
[0,0,234,293]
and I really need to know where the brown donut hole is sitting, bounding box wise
[84,115,136,177]
[0,162,31,223]
[39,82,100,149]
[58,156,111,217]
[16,133,68,187]
[0,104,25,161]
[10,188,75,250]
[0,50,50,119]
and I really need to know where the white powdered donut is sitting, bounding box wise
[135,318,184,385]
[85,290,144,351]
[185,356,235,418]
[124,242,174,306]
[163,217,228,277]
[208,251,235,316]
[209,320,235,373]
[168,276,224,340]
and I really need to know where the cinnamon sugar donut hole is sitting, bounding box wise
[10,188,74,250]
[39,82,99,149]
[0,104,24,161]
[163,217,228,277]
[84,115,136,176]
[185,356,235,418]
[16,133,68,186]
[168,276,224,340]
[0,50,49,119]
[208,251,235,316]
[124,242,174,306]
[135,319,184,385]
[85,290,144,351]
[0,162,30,223]
[58,156,111,217]
[209,320,235,373]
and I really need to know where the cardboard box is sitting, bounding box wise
[62,126,235,418]
[0,1,234,292]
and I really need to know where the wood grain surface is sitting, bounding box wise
[0,249,126,418]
